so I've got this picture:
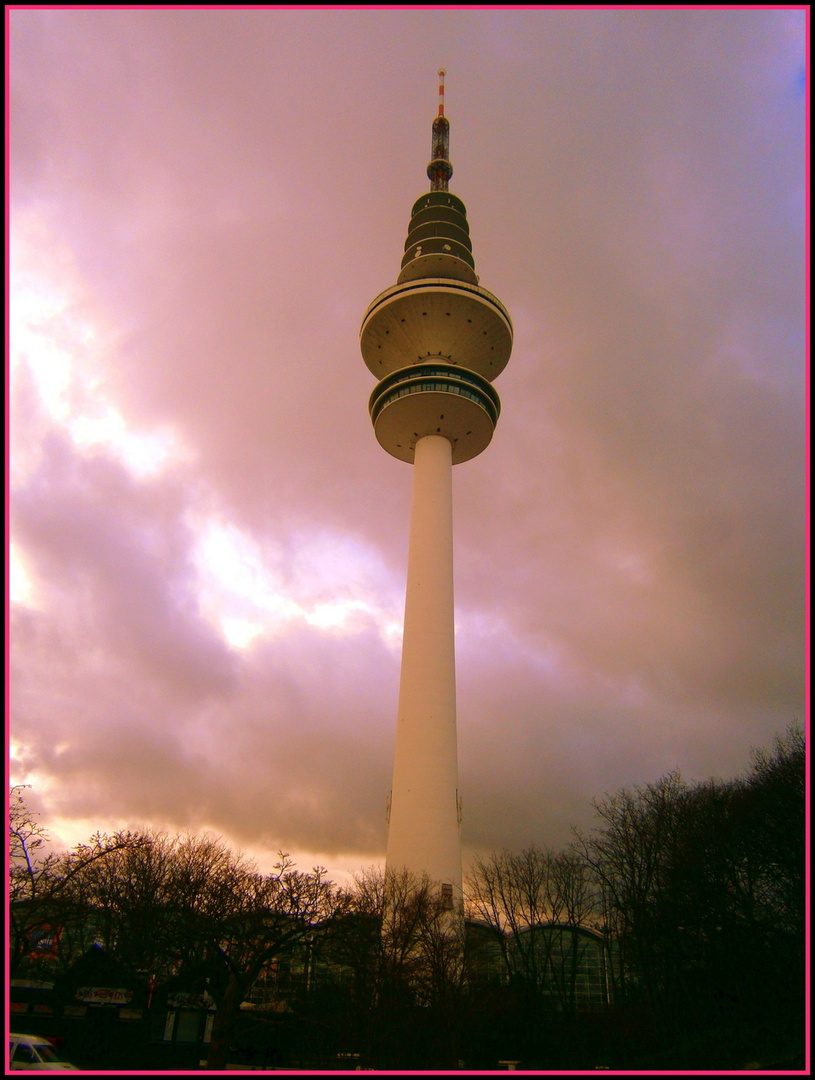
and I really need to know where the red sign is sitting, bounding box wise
[28,924,61,961]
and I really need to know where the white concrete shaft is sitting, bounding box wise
[386,434,462,900]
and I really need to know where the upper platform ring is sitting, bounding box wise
[360,279,513,382]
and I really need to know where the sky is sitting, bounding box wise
[8,7,808,888]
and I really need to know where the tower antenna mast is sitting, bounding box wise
[428,68,452,192]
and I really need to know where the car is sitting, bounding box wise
[8,1034,79,1071]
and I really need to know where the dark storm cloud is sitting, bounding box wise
[9,8,806,877]
[9,407,398,859]
[12,430,236,698]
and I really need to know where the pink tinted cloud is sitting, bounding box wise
[9,8,806,875]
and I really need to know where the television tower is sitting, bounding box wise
[360,72,512,908]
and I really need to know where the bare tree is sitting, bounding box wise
[189,846,340,1069]
[574,732,805,1043]
[9,803,344,1070]
[574,771,690,1013]
[8,786,148,978]
[745,721,805,936]
[127,836,341,1071]
[465,845,599,1016]
[321,866,466,1069]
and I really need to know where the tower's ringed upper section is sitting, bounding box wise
[361,279,513,382]
[369,363,500,465]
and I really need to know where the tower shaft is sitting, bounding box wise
[386,434,461,900]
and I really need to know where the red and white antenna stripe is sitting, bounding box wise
[438,68,446,117]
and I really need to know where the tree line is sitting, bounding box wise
[8,722,805,1070]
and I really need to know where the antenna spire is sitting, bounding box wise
[428,69,453,192]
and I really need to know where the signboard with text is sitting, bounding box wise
[75,986,133,1005]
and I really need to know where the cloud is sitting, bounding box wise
[9,8,806,881]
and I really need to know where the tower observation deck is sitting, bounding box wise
[360,72,513,906]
